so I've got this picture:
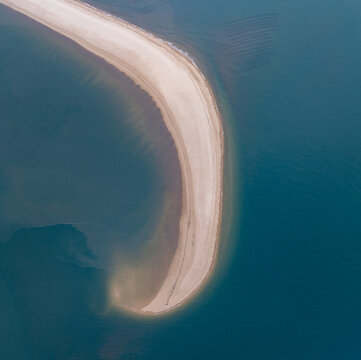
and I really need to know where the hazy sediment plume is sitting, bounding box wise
[1,0,224,315]
[74,70,183,311]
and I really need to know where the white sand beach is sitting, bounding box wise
[1,0,224,314]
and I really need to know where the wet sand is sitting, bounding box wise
[1,0,224,315]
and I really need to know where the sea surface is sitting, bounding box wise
[1,0,361,359]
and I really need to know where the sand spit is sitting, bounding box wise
[1,0,224,315]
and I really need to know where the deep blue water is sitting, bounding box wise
[1,0,361,359]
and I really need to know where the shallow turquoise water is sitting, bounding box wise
[1,0,361,359]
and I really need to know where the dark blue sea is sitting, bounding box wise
[1,0,361,359]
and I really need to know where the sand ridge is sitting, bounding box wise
[1,0,224,315]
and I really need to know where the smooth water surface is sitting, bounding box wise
[1,0,361,359]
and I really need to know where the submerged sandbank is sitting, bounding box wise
[1,0,224,315]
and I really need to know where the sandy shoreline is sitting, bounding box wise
[1,0,224,315]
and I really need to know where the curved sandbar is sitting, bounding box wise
[2,0,224,314]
